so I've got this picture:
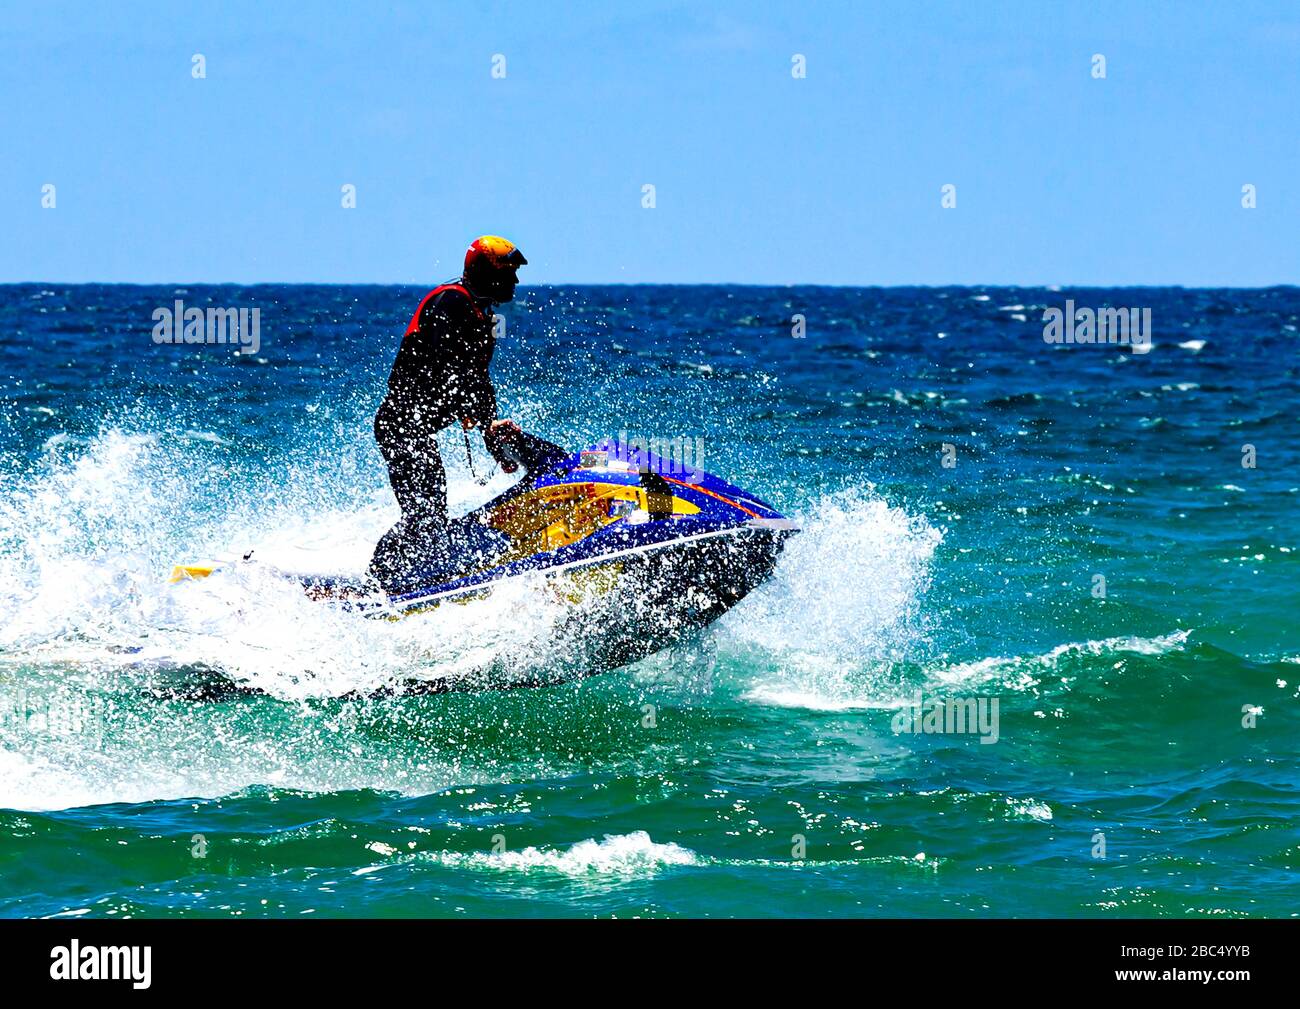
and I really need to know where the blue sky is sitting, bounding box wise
[1,1,1297,285]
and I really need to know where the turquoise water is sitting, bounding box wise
[1,284,1297,917]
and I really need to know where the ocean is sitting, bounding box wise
[0,283,1296,917]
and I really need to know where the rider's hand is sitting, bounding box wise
[488,418,522,442]
[485,418,522,473]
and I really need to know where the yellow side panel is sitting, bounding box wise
[488,481,693,565]
[169,563,217,583]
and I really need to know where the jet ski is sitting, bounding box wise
[170,433,797,690]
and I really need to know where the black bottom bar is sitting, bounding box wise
[0,918,1282,994]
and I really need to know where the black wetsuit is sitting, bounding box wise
[369,281,498,591]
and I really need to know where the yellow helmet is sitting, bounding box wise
[464,235,527,273]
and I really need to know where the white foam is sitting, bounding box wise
[932,630,1191,690]
[741,686,884,711]
[730,488,941,710]
[744,631,1192,712]
[1004,797,1053,821]
[0,426,625,807]
[439,831,699,877]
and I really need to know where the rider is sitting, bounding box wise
[369,235,526,591]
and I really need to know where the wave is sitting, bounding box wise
[744,630,1192,711]
[421,831,699,879]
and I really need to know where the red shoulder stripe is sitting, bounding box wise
[404,283,486,336]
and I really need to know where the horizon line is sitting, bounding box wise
[2,280,1297,291]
